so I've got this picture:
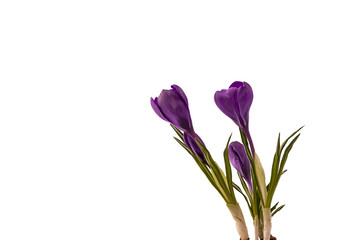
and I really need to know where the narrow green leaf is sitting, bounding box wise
[269,134,300,206]
[196,139,234,203]
[173,137,212,183]
[253,154,268,206]
[253,178,261,217]
[173,137,194,155]
[174,137,212,182]
[223,134,234,198]
[257,201,262,219]
[272,204,285,217]
[270,202,279,212]
[239,129,257,182]
[232,182,247,201]
[248,166,261,216]
[170,124,184,141]
[232,182,254,217]
[270,133,281,184]
[239,129,252,161]
[267,133,281,207]
[237,172,253,204]
[280,126,304,153]
[239,128,264,211]
[173,137,228,202]
[278,134,300,180]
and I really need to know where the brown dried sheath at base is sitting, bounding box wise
[259,235,276,240]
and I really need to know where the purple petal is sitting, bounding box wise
[236,82,253,126]
[215,81,253,130]
[171,84,188,107]
[229,81,243,88]
[184,132,207,165]
[157,89,193,132]
[229,141,253,192]
[214,90,241,126]
[150,97,168,121]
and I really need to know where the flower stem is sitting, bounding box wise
[243,128,255,157]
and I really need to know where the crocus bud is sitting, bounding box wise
[228,141,253,192]
[214,81,253,133]
[151,84,194,134]
[151,85,207,165]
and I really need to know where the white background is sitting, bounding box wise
[1,0,337,239]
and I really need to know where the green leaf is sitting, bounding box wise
[173,137,228,203]
[173,137,194,156]
[196,139,234,203]
[239,128,264,212]
[223,134,234,198]
[267,133,281,207]
[270,133,281,185]
[280,126,304,153]
[255,185,262,215]
[237,172,253,204]
[255,154,268,206]
[173,137,212,182]
[232,182,254,217]
[267,130,301,207]
[239,129,253,161]
[170,124,184,141]
[257,201,262,219]
[270,202,279,212]
[278,133,301,180]
[253,179,261,217]
[272,204,285,217]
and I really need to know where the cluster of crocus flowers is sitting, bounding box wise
[151,82,302,240]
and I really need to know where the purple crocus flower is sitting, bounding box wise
[214,81,253,132]
[229,141,253,192]
[214,81,255,155]
[151,85,207,165]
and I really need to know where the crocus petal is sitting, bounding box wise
[157,89,194,132]
[171,84,188,107]
[150,97,168,121]
[229,81,243,88]
[214,90,241,126]
[215,81,253,131]
[236,82,253,126]
[229,141,253,192]
[184,132,207,165]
